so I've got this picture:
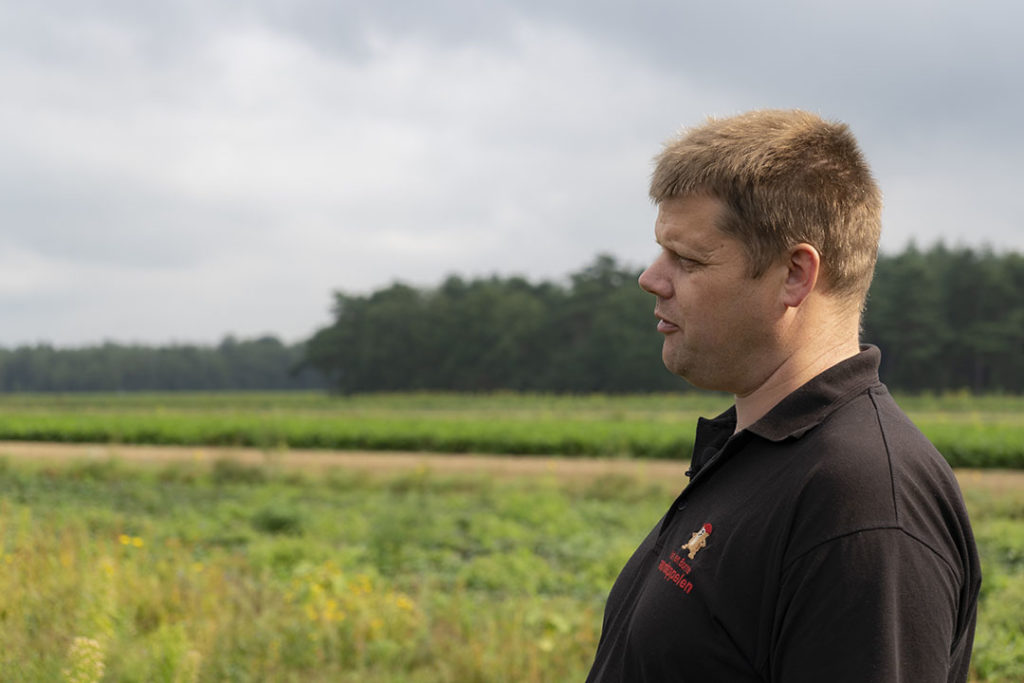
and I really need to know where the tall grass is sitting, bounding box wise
[0,457,1020,681]
[0,458,647,681]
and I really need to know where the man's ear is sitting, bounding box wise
[781,243,820,308]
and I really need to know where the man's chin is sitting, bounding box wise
[661,350,690,381]
[663,354,723,392]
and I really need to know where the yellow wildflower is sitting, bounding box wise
[351,574,373,595]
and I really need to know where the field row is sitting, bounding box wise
[0,409,1021,468]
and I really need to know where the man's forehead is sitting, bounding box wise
[654,195,731,254]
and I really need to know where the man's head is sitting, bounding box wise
[640,110,881,394]
[649,109,882,307]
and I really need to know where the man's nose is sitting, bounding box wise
[638,259,671,298]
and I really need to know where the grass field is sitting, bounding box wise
[0,454,1021,682]
[0,391,1022,467]
[0,391,1022,680]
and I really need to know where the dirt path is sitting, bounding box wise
[1,441,1020,492]
[0,441,690,486]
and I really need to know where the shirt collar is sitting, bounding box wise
[744,344,883,442]
[689,407,737,475]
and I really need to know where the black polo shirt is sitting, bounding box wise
[586,346,980,682]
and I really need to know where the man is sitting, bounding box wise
[586,110,980,682]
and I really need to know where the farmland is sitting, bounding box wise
[0,391,1022,681]
[0,453,1021,681]
[0,391,1022,467]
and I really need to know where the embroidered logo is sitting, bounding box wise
[682,523,713,559]
[658,522,714,595]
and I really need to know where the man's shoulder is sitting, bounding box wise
[804,382,945,468]
[817,384,958,496]
[780,390,899,542]
[781,386,968,566]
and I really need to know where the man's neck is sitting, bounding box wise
[733,339,861,433]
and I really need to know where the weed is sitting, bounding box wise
[211,458,267,485]
[251,503,305,536]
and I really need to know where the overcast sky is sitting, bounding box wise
[1,1,1021,347]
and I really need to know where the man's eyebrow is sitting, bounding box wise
[658,237,717,260]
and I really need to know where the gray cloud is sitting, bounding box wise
[0,0,1020,346]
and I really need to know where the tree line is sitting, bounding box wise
[0,336,324,391]
[304,244,1024,394]
[863,244,1023,392]
[1,244,1021,393]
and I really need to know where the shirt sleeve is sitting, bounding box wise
[770,527,964,683]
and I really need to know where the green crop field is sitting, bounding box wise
[0,392,1021,680]
[0,391,1022,467]
[0,456,1021,682]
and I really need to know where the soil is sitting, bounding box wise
[0,441,1019,493]
[0,441,688,486]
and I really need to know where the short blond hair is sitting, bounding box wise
[650,110,882,302]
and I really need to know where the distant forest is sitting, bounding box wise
[1,244,1021,394]
[0,337,326,392]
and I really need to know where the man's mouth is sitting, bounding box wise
[655,312,680,333]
